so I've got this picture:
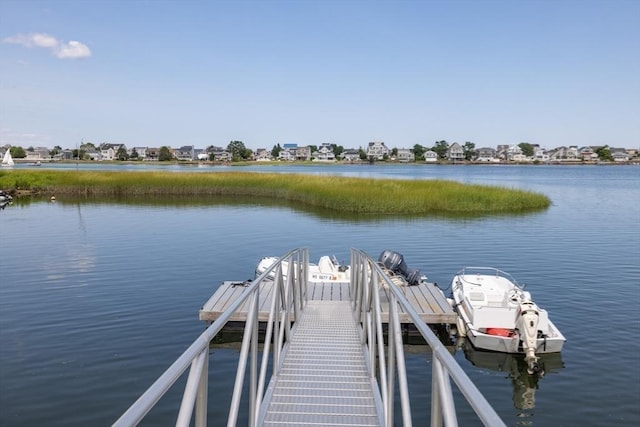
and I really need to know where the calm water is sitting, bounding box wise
[0,165,638,426]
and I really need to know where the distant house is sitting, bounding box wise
[447,143,464,162]
[209,147,231,161]
[506,145,527,162]
[342,149,361,162]
[424,150,438,163]
[279,148,295,161]
[611,148,629,162]
[579,147,598,162]
[145,148,160,161]
[396,148,415,163]
[366,141,390,160]
[86,149,101,160]
[314,143,335,161]
[175,145,195,161]
[533,147,550,162]
[130,146,148,160]
[278,143,298,161]
[100,143,126,160]
[25,147,50,161]
[254,148,273,162]
[294,146,312,161]
[475,147,498,163]
[549,146,579,162]
[58,149,75,161]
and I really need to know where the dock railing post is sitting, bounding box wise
[195,350,208,427]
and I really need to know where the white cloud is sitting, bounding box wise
[56,40,91,59]
[2,32,91,59]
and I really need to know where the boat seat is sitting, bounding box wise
[469,291,485,301]
[485,293,507,307]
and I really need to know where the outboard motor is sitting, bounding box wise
[378,250,407,272]
[516,301,542,375]
[378,250,421,286]
[403,268,422,286]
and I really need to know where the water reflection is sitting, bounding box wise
[10,194,548,222]
[459,338,564,423]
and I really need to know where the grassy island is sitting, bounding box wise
[0,170,551,214]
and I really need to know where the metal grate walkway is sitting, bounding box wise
[261,300,382,427]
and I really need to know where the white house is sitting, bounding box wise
[130,147,148,160]
[254,148,273,161]
[100,143,126,161]
[342,149,361,162]
[424,150,438,163]
[314,143,335,161]
[396,148,415,163]
[447,143,464,162]
[366,141,390,160]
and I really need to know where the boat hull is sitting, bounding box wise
[461,316,565,354]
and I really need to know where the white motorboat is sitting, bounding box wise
[451,267,565,374]
[255,254,350,283]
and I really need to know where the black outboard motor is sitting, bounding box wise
[378,250,421,286]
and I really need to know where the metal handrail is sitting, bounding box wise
[112,248,308,427]
[114,247,505,426]
[350,248,506,427]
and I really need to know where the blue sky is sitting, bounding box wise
[1,0,638,151]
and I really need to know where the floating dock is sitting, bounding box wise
[199,279,457,326]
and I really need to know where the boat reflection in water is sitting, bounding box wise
[459,338,564,421]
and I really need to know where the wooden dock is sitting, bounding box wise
[199,279,457,326]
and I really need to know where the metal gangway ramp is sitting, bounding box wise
[113,248,506,427]
[261,300,381,426]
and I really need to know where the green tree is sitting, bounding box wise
[81,142,96,151]
[333,144,344,159]
[72,148,87,160]
[391,148,398,157]
[227,140,250,161]
[595,145,613,161]
[518,142,534,157]
[10,146,26,158]
[432,140,449,159]
[50,146,62,156]
[413,144,426,160]
[308,145,318,155]
[116,146,129,161]
[159,146,173,161]
[271,144,282,158]
[463,141,476,160]
[359,148,367,160]
[130,148,139,160]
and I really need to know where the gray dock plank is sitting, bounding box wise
[199,280,457,325]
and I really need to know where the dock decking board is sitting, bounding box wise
[199,280,457,325]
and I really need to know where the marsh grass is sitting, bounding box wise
[0,170,551,214]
